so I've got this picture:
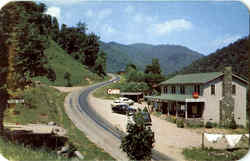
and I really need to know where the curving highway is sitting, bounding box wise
[66,75,174,161]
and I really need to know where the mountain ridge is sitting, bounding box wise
[100,41,204,75]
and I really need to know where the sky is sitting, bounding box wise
[5,0,250,55]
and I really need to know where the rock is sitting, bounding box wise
[48,121,56,126]
[74,151,84,160]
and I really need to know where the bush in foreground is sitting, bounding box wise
[121,111,155,161]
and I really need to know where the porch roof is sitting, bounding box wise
[145,94,205,102]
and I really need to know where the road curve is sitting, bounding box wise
[65,74,174,161]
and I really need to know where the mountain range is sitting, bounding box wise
[100,41,204,75]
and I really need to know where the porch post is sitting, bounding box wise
[185,102,188,119]
[167,102,170,116]
[176,102,178,118]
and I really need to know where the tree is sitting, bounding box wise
[144,58,161,74]
[121,111,155,160]
[64,72,72,87]
[84,33,100,67]
[0,1,54,135]
[125,63,137,73]
[93,51,107,77]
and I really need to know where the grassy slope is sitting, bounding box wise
[33,39,108,86]
[3,85,114,161]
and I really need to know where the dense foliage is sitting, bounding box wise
[122,59,165,93]
[0,2,54,90]
[179,37,249,79]
[120,111,155,160]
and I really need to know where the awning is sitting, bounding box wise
[145,94,205,102]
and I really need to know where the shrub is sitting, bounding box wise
[166,116,177,124]
[229,119,237,129]
[186,121,204,128]
[176,119,184,128]
[205,121,213,128]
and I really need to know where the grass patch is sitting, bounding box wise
[183,147,248,161]
[33,39,109,86]
[3,85,114,161]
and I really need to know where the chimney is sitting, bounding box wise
[223,66,232,98]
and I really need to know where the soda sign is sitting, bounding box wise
[107,89,120,95]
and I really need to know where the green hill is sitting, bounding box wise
[100,41,203,75]
[33,39,105,86]
[179,37,249,79]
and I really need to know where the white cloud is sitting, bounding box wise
[149,19,193,35]
[46,6,61,20]
[98,8,112,20]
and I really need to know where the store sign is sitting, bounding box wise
[193,92,199,99]
[107,89,120,95]
[8,99,24,104]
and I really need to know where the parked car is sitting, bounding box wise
[111,97,134,107]
[119,97,134,105]
[112,104,137,115]
[111,99,123,107]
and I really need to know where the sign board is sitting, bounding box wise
[193,92,199,99]
[8,99,24,104]
[107,89,120,95]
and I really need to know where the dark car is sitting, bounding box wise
[112,104,136,115]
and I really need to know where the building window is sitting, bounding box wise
[232,84,236,95]
[211,84,215,95]
[172,86,176,94]
[180,85,185,94]
[194,85,200,95]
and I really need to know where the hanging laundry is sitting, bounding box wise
[225,135,242,148]
[204,133,223,143]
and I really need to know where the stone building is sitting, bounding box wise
[145,67,248,126]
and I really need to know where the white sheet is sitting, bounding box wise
[204,133,223,143]
[225,134,242,148]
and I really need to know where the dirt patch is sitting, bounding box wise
[51,86,87,93]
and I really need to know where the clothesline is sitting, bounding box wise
[203,133,249,148]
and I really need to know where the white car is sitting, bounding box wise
[119,97,134,105]
[111,99,124,107]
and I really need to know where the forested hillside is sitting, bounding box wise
[179,37,249,79]
[100,41,203,74]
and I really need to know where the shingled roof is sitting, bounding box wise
[160,72,248,85]
[160,72,223,85]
